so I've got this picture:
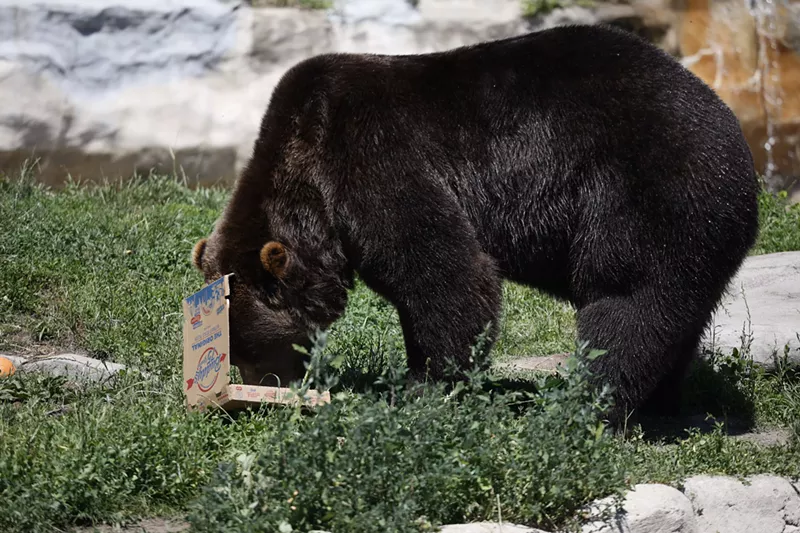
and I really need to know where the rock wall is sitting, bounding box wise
[0,0,249,187]
[0,0,529,187]
[677,0,800,198]
[0,0,797,195]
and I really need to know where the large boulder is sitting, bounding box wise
[582,483,698,533]
[683,474,800,533]
[702,251,800,370]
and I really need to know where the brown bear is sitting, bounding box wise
[191,23,760,423]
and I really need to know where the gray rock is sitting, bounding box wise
[2,352,130,384]
[329,0,422,26]
[419,0,523,21]
[683,474,800,533]
[0,0,528,187]
[0,0,240,96]
[439,523,548,533]
[2,354,25,370]
[70,517,190,532]
[582,483,697,533]
[0,0,249,187]
[702,251,800,370]
[250,8,334,72]
[731,427,793,447]
[493,353,569,373]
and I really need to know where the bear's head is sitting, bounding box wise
[191,230,349,387]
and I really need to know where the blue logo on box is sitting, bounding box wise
[186,277,226,323]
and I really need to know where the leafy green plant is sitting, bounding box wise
[0,372,276,533]
[187,340,627,533]
[521,0,594,17]
[625,420,800,485]
[521,0,562,17]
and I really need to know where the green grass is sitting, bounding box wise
[1,168,799,533]
[521,0,595,18]
[752,188,800,255]
[186,341,630,533]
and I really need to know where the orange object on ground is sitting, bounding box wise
[0,356,16,377]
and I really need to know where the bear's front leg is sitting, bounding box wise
[394,250,502,382]
[343,183,503,382]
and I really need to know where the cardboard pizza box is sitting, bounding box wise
[182,274,331,413]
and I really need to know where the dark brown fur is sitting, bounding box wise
[192,24,760,422]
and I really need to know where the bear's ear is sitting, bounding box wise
[260,241,290,279]
[192,238,208,271]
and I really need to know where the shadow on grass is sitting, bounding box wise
[633,349,759,444]
[331,345,761,436]
[225,328,772,445]
[480,343,765,443]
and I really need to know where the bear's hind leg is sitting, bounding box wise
[638,327,705,418]
[576,292,704,426]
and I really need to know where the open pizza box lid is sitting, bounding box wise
[182,274,331,413]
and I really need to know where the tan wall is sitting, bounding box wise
[677,0,800,196]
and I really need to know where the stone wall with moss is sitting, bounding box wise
[0,0,796,198]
